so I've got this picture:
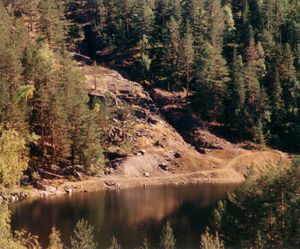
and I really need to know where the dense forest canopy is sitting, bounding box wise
[0,0,106,188]
[0,0,300,248]
[78,0,300,150]
[0,0,299,185]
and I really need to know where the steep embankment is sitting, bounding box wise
[27,54,289,198]
[47,55,286,191]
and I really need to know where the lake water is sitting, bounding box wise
[10,184,236,249]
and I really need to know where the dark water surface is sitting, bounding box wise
[10,184,236,249]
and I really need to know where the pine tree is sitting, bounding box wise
[246,26,266,80]
[226,51,246,135]
[194,42,230,120]
[160,222,176,249]
[139,237,150,249]
[38,0,67,48]
[200,231,224,249]
[180,23,194,96]
[163,16,181,89]
[23,0,39,34]
[107,237,121,249]
[154,0,171,42]
[70,220,97,249]
[223,4,235,37]
[272,66,284,113]
[243,64,267,143]
[58,52,104,170]
[205,0,225,49]
[138,34,152,75]
[47,227,64,249]
[132,0,155,39]
[279,44,298,109]
[254,231,265,249]
[192,4,208,56]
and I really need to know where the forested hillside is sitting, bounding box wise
[72,0,300,150]
[0,0,298,188]
[1,0,300,249]
[0,0,105,188]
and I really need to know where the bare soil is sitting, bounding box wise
[26,55,290,199]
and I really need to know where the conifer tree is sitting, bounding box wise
[132,0,155,39]
[180,23,194,96]
[154,0,171,42]
[194,42,230,120]
[279,44,298,109]
[243,64,267,143]
[163,16,181,89]
[70,220,97,249]
[200,231,224,249]
[205,0,225,49]
[226,52,246,135]
[192,4,208,56]
[139,237,150,249]
[38,0,67,48]
[160,222,176,249]
[47,227,64,249]
[108,236,122,249]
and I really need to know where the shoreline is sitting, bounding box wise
[26,170,244,200]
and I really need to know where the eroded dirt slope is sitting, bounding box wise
[77,54,289,184]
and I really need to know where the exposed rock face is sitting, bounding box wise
[75,57,289,183]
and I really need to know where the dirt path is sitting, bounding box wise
[30,149,288,199]
[23,54,289,200]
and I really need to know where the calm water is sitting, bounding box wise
[10,184,236,249]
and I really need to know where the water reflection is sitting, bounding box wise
[10,184,236,249]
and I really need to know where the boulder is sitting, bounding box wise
[143,172,150,177]
[105,181,121,188]
[64,186,74,194]
[136,150,146,156]
[135,109,147,119]
[159,163,168,171]
[35,182,57,192]
[147,117,158,125]
[174,151,182,158]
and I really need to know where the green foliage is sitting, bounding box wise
[70,220,97,249]
[14,230,41,249]
[65,0,300,149]
[200,231,224,249]
[0,202,39,248]
[0,126,28,187]
[194,42,230,120]
[160,222,176,249]
[210,159,300,248]
[38,0,67,47]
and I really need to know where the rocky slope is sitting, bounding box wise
[20,53,290,199]
[78,53,289,182]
